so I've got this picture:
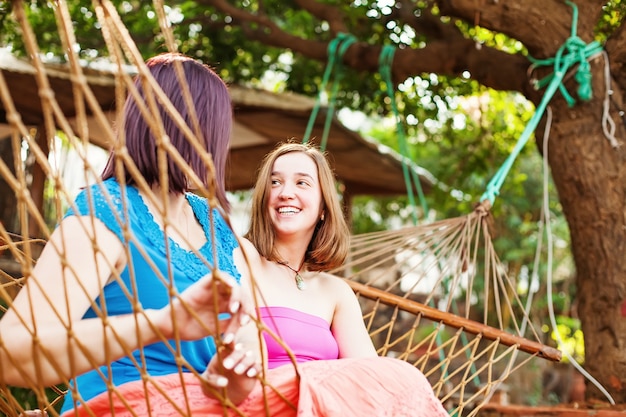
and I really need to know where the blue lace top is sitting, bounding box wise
[60,178,241,412]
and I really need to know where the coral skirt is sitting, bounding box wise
[61,357,449,417]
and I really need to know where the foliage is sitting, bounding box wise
[546,315,585,364]
[355,87,568,250]
[2,386,65,415]
[0,1,492,114]
[597,0,626,42]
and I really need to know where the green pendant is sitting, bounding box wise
[295,273,306,290]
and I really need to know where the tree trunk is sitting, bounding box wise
[544,58,626,403]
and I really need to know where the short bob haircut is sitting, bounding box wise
[101,52,232,210]
[246,142,350,271]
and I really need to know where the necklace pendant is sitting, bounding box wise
[295,273,306,290]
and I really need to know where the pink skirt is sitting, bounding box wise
[61,357,448,417]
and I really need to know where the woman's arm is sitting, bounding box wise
[0,215,132,386]
[0,215,249,387]
[330,278,378,358]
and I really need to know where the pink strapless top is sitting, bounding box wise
[259,306,339,369]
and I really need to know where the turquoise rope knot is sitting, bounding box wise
[528,1,602,107]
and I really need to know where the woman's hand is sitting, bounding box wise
[201,340,261,405]
[152,270,254,342]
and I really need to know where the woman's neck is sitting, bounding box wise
[147,185,187,216]
[274,240,307,270]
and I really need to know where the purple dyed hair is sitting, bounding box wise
[101,52,232,210]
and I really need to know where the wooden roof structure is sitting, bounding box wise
[0,51,435,196]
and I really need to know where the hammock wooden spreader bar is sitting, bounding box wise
[346,280,562,362]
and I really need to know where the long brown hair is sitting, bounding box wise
[246,142,350,271]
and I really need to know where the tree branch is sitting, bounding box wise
[392,0,459,41]
[292,0,348,34]
[194,0,536,99]
[437,0,606,57]
[197,0,329,60]
[392,39,533,97]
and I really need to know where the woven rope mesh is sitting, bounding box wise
[0,1,559,416]
[330,206,561,415]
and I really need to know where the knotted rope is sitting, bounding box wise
[480,0,605,205]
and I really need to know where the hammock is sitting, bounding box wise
[0,2,561,417]
[332,202,561,415]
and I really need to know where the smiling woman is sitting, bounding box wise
[243,142,449,416]
[247,142,350,275]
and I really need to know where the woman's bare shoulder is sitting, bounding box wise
[238,237,261,260]
[317,271,353,293]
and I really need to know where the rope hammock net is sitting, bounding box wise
[0,1,562,416]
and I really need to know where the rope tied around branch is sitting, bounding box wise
[481,0,606,205]
[527,1,602,107]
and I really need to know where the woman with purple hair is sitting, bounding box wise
[0,53,261,414]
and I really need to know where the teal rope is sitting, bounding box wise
[320,36,356,151]
[379,45,429,225]
[480,0,602,205]
[303,33,356,150]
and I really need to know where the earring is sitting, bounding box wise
[320,213,325,221]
